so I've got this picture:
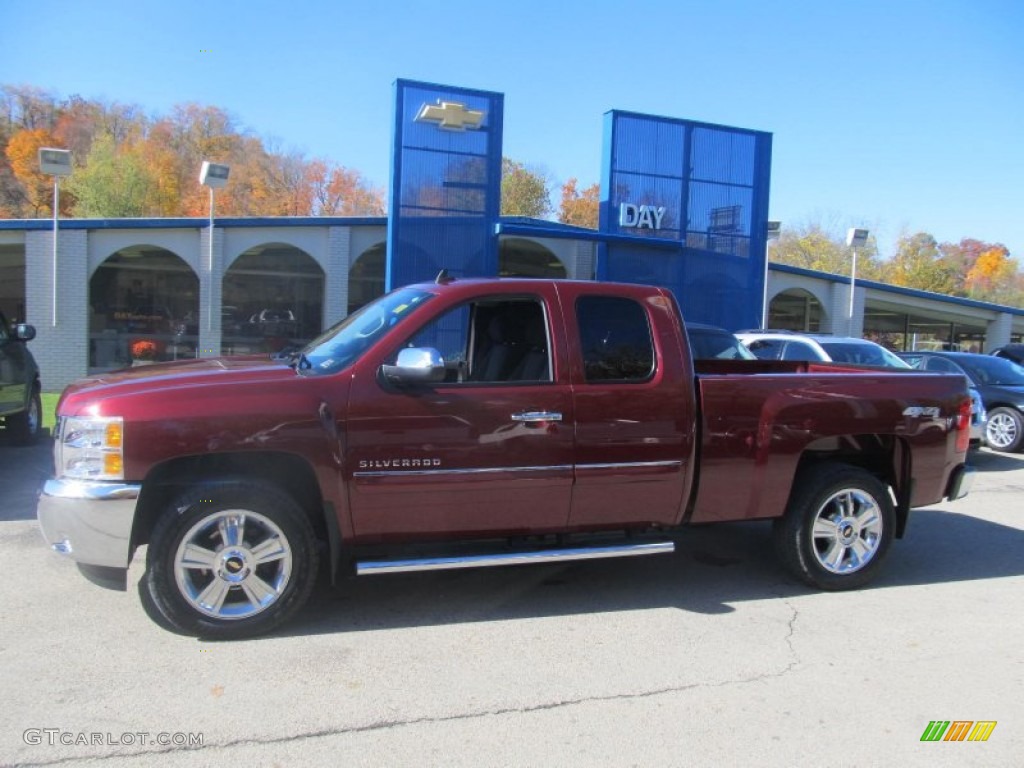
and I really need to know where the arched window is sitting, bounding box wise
[768,289,825,331]
[223,243,325,354]
[498,238,566,278]
[349,243,386,315]
[89,245,198,370]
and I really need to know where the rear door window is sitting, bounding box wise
[576,296,654,382]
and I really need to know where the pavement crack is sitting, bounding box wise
[16,612,806,767]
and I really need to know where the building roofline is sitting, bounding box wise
[769,262,1024,317]
[0,216,389,231]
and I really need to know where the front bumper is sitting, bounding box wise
[37,478,141,569]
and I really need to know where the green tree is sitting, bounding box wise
[66,134,159,217]
[501,157,551,218]
[883,233,961,295]
[770,223,883,279]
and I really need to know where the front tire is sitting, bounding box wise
[144,482,319,639]
[985,407,1023,452]
[774,463,895,590]
[7,386,41,445]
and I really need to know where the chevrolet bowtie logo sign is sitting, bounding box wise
[415,101,485,131]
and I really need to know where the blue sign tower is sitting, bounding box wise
[598,111,772,330]
[386,83,772,329]
[387,79,504,290]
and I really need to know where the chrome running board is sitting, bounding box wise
[356,540,674,575]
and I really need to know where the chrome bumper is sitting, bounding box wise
[37,479,141,569]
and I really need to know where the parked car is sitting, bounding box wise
[991,343,1024,366]
[0,310,42,444]
[898,350,1024,452]
[736,331,911,369]
[248,308,297,338]
[686,323,756,361]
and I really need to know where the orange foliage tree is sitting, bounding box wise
[306,160,385,216]
[965,245,1018,303]
[558,178,600,228]
[5,128,74,216]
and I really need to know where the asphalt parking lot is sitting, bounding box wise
[1,434,1021,767]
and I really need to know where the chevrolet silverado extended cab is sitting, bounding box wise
[39,278,974,638]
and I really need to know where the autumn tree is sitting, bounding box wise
[306,160,385,216]
[501,157,551,218]
[5,128,72,216]
[164,104,244,216]
[0,85,59,133]
[964,245,1019,304]
[53,95,102,159]
[136,120,184,216]
[558,177,600,228]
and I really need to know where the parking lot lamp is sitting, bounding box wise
[199,161,230,332]
[846,228,870,331]
[763,221,781,328]
[38,148,73,326]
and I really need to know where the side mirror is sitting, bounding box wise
[14,323,36,342]
[380,347,446,386]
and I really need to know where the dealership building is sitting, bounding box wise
[2,80,1022,390]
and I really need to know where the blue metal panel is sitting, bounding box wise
[598,110,772,330]
[387,80,504,291]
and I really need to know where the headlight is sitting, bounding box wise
[57,416,125,481]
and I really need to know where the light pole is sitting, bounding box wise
[38,147,73,326]
[763,220,781,328]
[199,161,230,334]
[846,227,870,333]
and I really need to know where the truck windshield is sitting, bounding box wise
[297,288,435,375]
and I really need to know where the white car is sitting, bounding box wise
[735,331,911,369]
[739,332,985,446]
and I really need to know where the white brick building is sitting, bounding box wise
[0,216,1021,391]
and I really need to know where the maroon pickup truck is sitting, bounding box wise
[39,278,974,638]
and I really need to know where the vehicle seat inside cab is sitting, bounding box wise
[470,301,549,382]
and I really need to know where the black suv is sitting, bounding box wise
[991,343,1024,366]
[899,350,1024,453]
[0,311,41,445]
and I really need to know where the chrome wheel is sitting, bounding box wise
[774,462,894,590]
[173,510,293,620]
[985,408,1022,452]
[810,488,884,574]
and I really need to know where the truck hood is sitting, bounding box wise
[58,356,298,413]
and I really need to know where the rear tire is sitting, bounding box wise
[985,407,1023,452]
[144,481,319,639]
[774,462,894,590]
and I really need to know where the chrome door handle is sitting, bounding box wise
[511,411,562,423]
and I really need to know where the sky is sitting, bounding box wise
[3,0,1022,257]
